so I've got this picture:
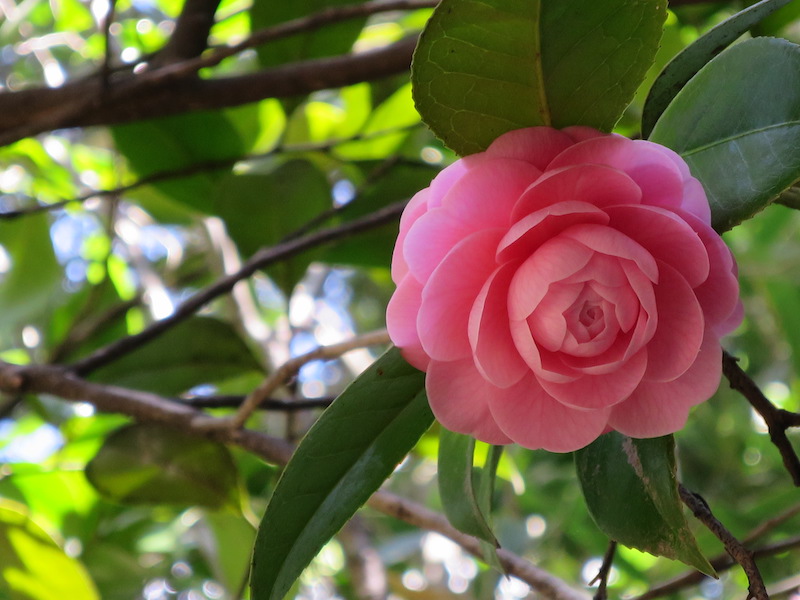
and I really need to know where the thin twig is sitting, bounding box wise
[638,534,800,600]
[176,395,334,410]
[148,0,437,81]
[591,541,617,600]
[0,359,588,600]
[0,125,424,220]
[101,0,117,90]
[193,329,390,429]
[69,201,407,376]
[722,350,800,485]
[679,484,768,600]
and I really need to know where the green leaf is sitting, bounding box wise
[0,499,99,600]
[650,37,800,232]
[88,316,264,395]
[250,347,432,600]
[642,0,794,137]
[412,0,666,155]
[0,214,63,334]
[438,430,498,545]
[85,423,241,510]
[250,0,366,69]
[212,160,332,290]
[575,432,714,575]
[112,110,250,217]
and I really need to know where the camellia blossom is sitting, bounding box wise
[387,126,742,452]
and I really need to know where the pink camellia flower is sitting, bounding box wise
[387,126,742,452]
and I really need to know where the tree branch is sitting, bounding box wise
[151,0,222,66]
[722,350,800,486]
[0,359,589,600]
[0,36,418,147]
[679,484,768,600]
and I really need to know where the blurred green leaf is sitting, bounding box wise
[250,0,366,69]
[250,347,432,600]
[642,0,793,138]
[88,316,263,395]
[0,214,63,334]
[212,160,332,290]
[85,423,240,510]
[575,432,714,575]
[412,0,666,155]
[0,499,99,600]
[112,110,252,217]
[650,37,800,232]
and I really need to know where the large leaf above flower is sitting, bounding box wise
[412,0,667,155]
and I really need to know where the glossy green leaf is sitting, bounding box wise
[250,347,432,600]
[575,432,714,575]
[438,430,498,545]
[650,37,800,232]
[85,423,240,510]
[412,0,666,155]
[642,0,793,138]
[88,316,263,395]
[0,500,99,600]
[250,0,366,69]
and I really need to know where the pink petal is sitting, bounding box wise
[418,229,503,361]
[485,127,575,170]
[526,281,582,352]
[511,164,642,222]
[427,155,479,209]
[403,207,471,281]
[488,373,611,452]
[508,236,594,320]
[608,328,722,437]
[562,126,612,144]
[562,224,659,283]
[606,204,710,288]
[440,158,542,229]
[469,264,530,388]
[392,189,431,283]
[386,276,429,371]
[644,261,705,382]
[427,358,512,445]
[538,349,648,410]
[497,200,609,263]
[620,262,658,356]
[549,137,685,212]
[683,213,741,333]
[681,178,712,224]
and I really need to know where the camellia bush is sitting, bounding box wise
[4,0,800,599]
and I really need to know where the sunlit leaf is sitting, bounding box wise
[250,347,432,600]
[575,432,714,575]
[0,500,99,600]
[412,0,666,155]
[642,0,794,137]
[650,37,800,231]
[85,423,241,510]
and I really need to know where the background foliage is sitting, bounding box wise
[2,0,800,599]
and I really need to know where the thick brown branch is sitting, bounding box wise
[722,350,800,485]
[152,0,222,66]
[0,36,417,147]
[0,359,588,600]
[679,485,767,600]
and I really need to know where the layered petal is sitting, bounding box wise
[488,373,611,452]
[427,358,512,444]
